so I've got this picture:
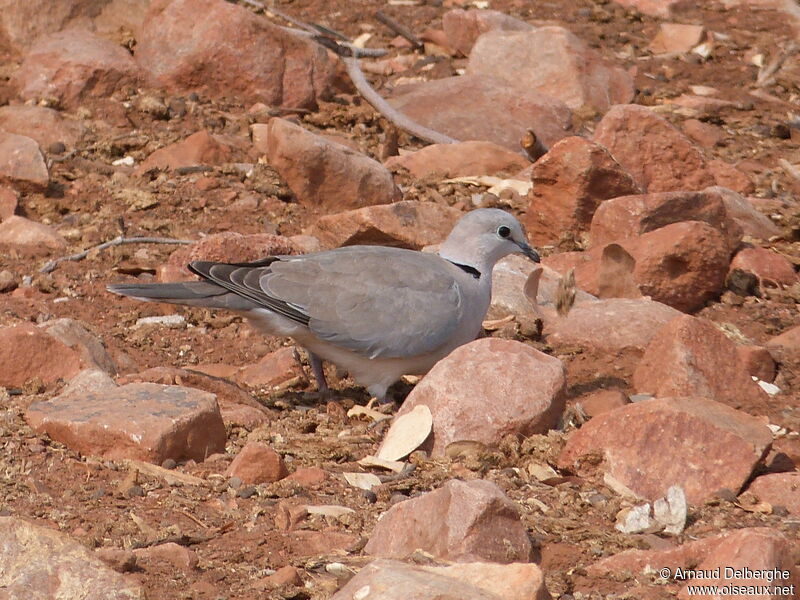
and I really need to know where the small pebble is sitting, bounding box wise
[161,458,177,470]
[125,485,145,498]
[47,141,67,155]
[228,476,243,489]
[237,486,257,499]
[361,489,377,503]
[0,270,16,293]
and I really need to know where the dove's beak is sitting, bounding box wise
[516,241,541,263]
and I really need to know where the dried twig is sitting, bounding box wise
[342,55,459,144]
[40,236,192,274]
[374,10,423,50]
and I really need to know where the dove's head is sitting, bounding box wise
[439,208,540,272]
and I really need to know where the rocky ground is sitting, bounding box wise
[0,0,799,599]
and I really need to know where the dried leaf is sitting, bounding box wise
[444,440,487,459]
[358,455,406,473]
[482,314,514,330]
[377,405,433,461]
[343,472,382,491]
[306,505,355,518]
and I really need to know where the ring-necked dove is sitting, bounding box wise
[108,208,540,402]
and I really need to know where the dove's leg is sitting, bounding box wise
[307,351,329,394]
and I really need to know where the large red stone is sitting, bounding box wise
[0,323,84,388]
[589,190,743,253]
[226,442,288,484]
[331,559,550,600]
[558,397,773,504]
[391,338,566,457]
[524,136,640,245]
[746,472,800,516]
[442,8,533,56]
[11,28,141,108]
[137,130,232,173]
[633,315,770,409]
[388,75,572,152]
[306,201,462,250]
[593,104,716,193]
[266,118,400,211]
[468,27,634,111]
[0,133,49,189]
[364,479,532,563]
[26,382,227,463]
[0,105,85,150]
[385,141,530,178]
[135,0,336,109]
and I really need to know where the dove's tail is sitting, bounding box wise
[107,281,256,311]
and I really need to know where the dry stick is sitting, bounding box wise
[374,10,423,50]
[342,54,458,145]
[40,236,192,274]
[246,2,456,144]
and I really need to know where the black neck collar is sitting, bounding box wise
[448,261,481,279]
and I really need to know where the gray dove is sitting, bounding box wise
[108,209,540,402]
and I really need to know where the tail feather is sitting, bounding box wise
[107,281,257,311]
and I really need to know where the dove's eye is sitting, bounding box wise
[497,226,511,238]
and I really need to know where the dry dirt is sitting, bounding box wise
[1,1,799,599]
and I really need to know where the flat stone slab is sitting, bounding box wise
[26,382,226,463]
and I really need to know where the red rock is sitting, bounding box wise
[135,0,336,109]
[586,527,797,599]
[385,141,530,178]
[93,0,149,42]
[704,186,781,240]
[331,559,549,600]
[558,396,773,504]
[575,389,630,418]
[306,201,462,251]
[589,190,743,253]
[118,366,272,428]
[468,27,634,111]
[442,8,533,56]
[543,298,680,356]
[0,516,146,599]
[747,472,800,515]
[735,345,777,383]
[388,75,572,152]
[634,315,769,409]
[160,232,297,281]
[0,133,49,189]
[0,322,85,388]
[226,442,288,484]
[11,28,140,108]
[137,130,232,173]
[729,246,798,289]
[285,466,327,488]
[235,347,302,389]
[593,104,716,193]
[0,186,18,221]
[26,382,227,463]
[0,0,113,54]
[553,222,731,312]
[682,118,725,148]
[40,318,117,376]
[0,215,66,251]
[523,136,641,245]
[133,542,198,572]
[266,118,400,211]
[286,530,359,557]
[390,338,566,457]
[649,23,704,54]
[95,547,138,573]
[364,479,532,563]
[708,158,755,195]
[260,565,302,588]
[622,222,731,312]
[766,324,800,360]
[612,0,681,18]
[0,105,85,150]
